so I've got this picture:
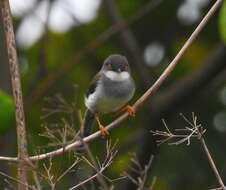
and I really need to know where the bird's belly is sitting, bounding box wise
[95,96,129,113]
[85,77,135,114]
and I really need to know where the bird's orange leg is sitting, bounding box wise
[115,105,136,117]
[95,113,109,138]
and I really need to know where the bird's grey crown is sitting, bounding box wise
[102,54,130,72]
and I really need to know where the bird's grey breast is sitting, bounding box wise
[102,75,135,98]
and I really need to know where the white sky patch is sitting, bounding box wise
[177,1,201,25]
[144,42,165,67]
[64,0,101,23]
[16,15,44,48]
[9,0,37,17]
[16,0,49,48]
[13,0,101,48]
[48,1,76,33]
[187,0,210,8]
[213,111,226,133]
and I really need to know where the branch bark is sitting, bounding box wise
[119,44,226,190]
[201,137,226,189]
[0,0,29,189]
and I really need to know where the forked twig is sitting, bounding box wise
[151,118,206,146]
[152,113,226,190]
[123,154,154,189]
[69,140,119,190]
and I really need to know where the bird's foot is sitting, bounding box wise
[95,113,109,138]
[99,125,109,139]
[115,105,135,117]
[125,105,136,117]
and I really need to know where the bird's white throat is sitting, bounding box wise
[104,71,130,82]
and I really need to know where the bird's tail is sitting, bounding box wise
[81,109,95,137]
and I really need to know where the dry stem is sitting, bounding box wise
[123,154,154,189]
[0,0,29,189]
[151,113,226,190]
[69,140,118,190]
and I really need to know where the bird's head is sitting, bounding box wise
[102,54,130,73]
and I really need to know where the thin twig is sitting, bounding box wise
[138,155,154,190]
[55,158,80,184]
[151,118,205,146]
[0,0,222,163]
[153,113,226,190]
[123,154,154,189]
[149,176,157,190]
[190,113,225,190]
[69,165,108,190]
[210,187,225,190]
[201,138,226,190]
[70,140,117,190]
[81,139,110,190]
[0,0,29,189]
[0,170,34,190]
[133,0,223,110]
[186,116,225,190]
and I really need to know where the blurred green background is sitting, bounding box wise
[1,0,226,189]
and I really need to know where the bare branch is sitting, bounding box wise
[152,113,226,190]
[151,118,205,146]
[0,0,29,189]
[0,170,35,190]
[69,140,118,190]
[188,113,226,190]
[42,156,80,189]
[69,164,108,190]
[123,154,154,189]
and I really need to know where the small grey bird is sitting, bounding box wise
[81,54,135,138]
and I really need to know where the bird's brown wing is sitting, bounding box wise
[85,72,101,98]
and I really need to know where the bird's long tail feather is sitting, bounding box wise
[81,109,95,137]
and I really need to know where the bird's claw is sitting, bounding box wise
[125,105,136,117]
[99,125,109,138]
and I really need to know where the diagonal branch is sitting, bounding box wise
[0,0,222,163]
[25,0,162,107]
[0,0,29,189]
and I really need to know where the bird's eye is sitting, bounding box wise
[124,64,128,70]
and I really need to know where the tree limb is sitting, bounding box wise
[0,0,29,189]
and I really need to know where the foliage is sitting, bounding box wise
[219,1,226,43]
[0,90,14,133]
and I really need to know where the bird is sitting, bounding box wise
[81,54,135,138]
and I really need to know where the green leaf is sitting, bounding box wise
[0,90,14,133]
[219,1,226,43]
